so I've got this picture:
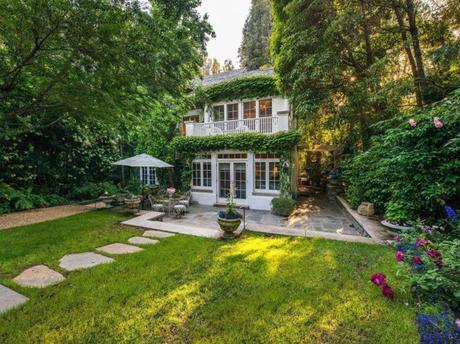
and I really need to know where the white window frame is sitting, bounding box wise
[208,98,275,123]
[140,166,157,186]
[254,156,280,193]
[192,156,212,189]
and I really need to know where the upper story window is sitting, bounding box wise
[213,105,224,122]
[227,103,239,121]
[259,99,272,117]
[243,101,256,119]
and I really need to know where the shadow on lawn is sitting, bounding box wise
[0,234,418,344]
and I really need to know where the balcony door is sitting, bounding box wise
[218,162,247,204]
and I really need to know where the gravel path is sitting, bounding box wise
[0,203,106,230]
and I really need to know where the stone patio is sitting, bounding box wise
[166,195,360,236]
[0,285,28,314]
[59,252,114,271]
[13,265,65,288]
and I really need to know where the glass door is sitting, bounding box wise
[218,162,247,204]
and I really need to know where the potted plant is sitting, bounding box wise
[98,192,114,208]
[217,190,242,239]
[124,194,142,213]
[381,201,415,231]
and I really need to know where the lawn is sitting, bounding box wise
[0,210,419,343]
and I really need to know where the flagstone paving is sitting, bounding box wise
[128,237,159,245]
[13,265,65,288]
[59,252,114,271]
[143,230,176,238]
[97,243,143,255]
[0,285,28,314]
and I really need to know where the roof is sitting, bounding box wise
[112,154,173,168]
[194,67,274,87]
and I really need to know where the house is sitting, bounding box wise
[181,68,298,211]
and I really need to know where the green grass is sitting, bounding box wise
[0,211,419,343]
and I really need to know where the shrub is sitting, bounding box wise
[343,89,460,223]
[68,182,120,201]
[0,183,50,213]
[271,197,296,216]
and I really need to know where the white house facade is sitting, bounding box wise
[182,68,295,211]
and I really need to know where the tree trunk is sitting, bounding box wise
[390,0,424,107]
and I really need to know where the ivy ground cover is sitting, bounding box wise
[0,211,418,343]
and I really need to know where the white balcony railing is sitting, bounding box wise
[185,115,289,137]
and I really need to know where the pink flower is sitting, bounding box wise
[371,273,386,286]
[435,260,444,269]
[382,283,395,299]
[455,319,460,328]
[413,256,423,265]
[434,117,444,128]
[408,119,417,127]
[416,238,429,248]
[395,251,405,262]
[427,249,441,259]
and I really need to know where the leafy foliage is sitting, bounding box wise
[171,131,300,155]
[239,0,273,70]
[193,76,279,107]
[271,197,296,216]
[343,89,460,222]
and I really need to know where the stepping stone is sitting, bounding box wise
[97,243,143,255]
[0,285,28,314]
[143,230,175,238]
[128,237,159,245]
[59,252,114,271]
[14,265,65,288]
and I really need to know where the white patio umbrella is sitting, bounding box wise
[113,154,173,185]
[113,154,173,168]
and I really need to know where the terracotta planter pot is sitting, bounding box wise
[217,217,241,239]
[99,196,114,208]
[124,198,141,213]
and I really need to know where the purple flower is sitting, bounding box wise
[413,256,423,265]
[371,273,386,286]
[416,238,429,248]
[455,319,460,331]
[382,283,395,299]
[427,249,441,258]
[395,251,405,262]
[421,226,433,235]
[435,260,444,269]
[444,205,459,222]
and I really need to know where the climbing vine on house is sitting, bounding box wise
[169,131,301,191]
[193,76,280,107]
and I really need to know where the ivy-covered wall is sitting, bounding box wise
[169,131,301,192]
[193,76,280,107]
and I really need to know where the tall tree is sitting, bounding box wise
[239,0,273,70]
[223,59,235,72]
[210,58,221,74]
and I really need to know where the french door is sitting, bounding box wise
[218,162,247,204]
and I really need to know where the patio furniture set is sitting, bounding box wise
[148,190,192,219]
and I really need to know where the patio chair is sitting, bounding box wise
[148,195,164,213]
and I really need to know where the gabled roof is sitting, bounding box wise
[195,67,274,87]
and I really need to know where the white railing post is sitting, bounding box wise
[185,121,194,136]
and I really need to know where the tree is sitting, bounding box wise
[211,58,221,74]
[0,0,212,133]
[239,0,273,70]
[223,59,235,72]
[0,0,212,192]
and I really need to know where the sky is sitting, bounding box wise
[198,0,251,68]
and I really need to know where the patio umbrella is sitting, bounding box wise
[112,154,173,168]
[113,154,173,185]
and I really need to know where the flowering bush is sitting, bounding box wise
[343,88,460,223]
[394,222,460,313]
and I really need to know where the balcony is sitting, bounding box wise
[184,114,289,137]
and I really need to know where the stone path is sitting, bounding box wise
[0,203,106,230]
[1,227,175,315]
[97,243,143,255]
[128,237,159,245]
[0,285,29,314]
[59,252,115,271]
[143,230,176,238]
[13,265,65,288]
